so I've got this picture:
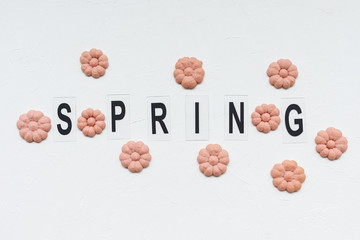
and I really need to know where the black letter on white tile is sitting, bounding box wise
[229,102,244,134]
[285,104,303,137]
[111,101,126,132]
[151,103,169,134]
[195,102,199,134]
[57,103,72,135]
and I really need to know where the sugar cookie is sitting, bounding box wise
[174,57,204,89]
[251,104,280,133]
[267,59,298,89]
[197,144,229,177]
[271,160,306,193]
[17,110,51,143]
[80,48,109,78]
[315,127,348,160]
[77,108,106,137]
[119,141,151,173]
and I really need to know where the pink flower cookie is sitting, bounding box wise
[271,160,306,193]
[119,141,151,173]
[80,48,109,78]
[197,144,229,177]
[251,104,280,133]
[77,108,106,137]
[16,110,51,143]
[315,127,348,160]
[267,59,298,89]
[174,57,205,89]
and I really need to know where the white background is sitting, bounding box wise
[1,0,360,239]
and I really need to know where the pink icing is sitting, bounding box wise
[80,48,109,78]
[77,108,106,137]
[174,57,205,89]
[267,59,298,89]
[271,160,306,193]
[197,144,229,177]
[315,127,348,160]
[251,104,280,133]
[16,110,51,143]
[119,141,151,173]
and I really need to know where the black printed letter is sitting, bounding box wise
[57,103,72,135]
[285,104,303,137]
[111,101,126,132]
[195,102,199,134]
[229,102,244,134]
[151,103,169,134]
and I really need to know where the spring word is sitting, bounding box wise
[52,95,306,143]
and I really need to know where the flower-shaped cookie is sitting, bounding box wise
[77,108,106,137]
[251,104,280,133]
[315,127,348,160]
[16,110,51,143]
[174,57,205,89]
[197,144,229,177]
[267,59,298,89]
[80,48,109,78]
[119,141,151,173]
[271,160,306,193]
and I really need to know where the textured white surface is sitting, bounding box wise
[1,0,360,239]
